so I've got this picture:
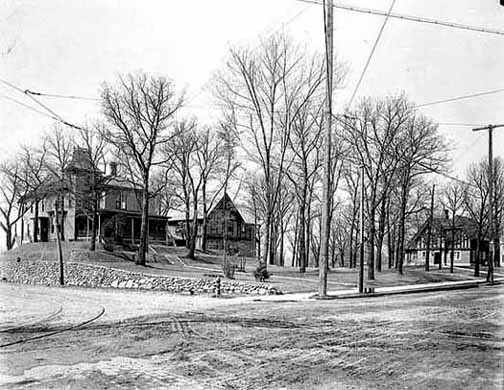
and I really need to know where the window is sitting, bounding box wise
[116,192,122,209]
[41,201,45,212]
[422,251,426,258]
[455,251,460,260]
[68,196,72,208]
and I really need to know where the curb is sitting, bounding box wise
[311,279,503,300]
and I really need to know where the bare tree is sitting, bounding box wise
[0,158,32,249]
[393,111,447,275]
[213,32,343,267]
[464,160,490,278]
[45,126,74,241]
[439,182,465,273]
[493,158,504,268]
[101,72,183,265]
[344,96,410,279]
[18,143,49,243]
[163,119,199,258]
[74,124,108,251]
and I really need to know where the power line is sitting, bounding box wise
[295,0,504,36]
[347,0,395,107]
[436,122,486,127]
[0,93,58,120]
[415,88,504,108]
[25,90,100,101]
[0,77,85,130]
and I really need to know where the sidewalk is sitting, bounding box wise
[250,277,504,302]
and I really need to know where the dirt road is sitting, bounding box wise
[1,282,503,389]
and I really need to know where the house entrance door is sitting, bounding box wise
[40,218,49,242]
[434,252,441,265]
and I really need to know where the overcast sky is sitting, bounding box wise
[1,0,503,174]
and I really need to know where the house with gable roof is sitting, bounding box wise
[405,212,490,266]
[167,192,257,257]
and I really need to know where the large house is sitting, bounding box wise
[405,213,489,266]
[21,148,169,245]
[167,193,257,257]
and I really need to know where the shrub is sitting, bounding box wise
[254,262,269,282]
[222,260,236,279]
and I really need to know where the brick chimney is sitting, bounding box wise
[109,162,117,176]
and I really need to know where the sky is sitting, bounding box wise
[0,0,503,248]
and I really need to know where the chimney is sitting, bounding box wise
[109,162,117,177]
[444,209,449,219]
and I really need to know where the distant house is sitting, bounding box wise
[405,213,489,266]
[21,147,169,245]
[167,193,257,257]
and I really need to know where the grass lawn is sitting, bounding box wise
[0,241,485,293]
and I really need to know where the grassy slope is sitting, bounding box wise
[1,242,483,293]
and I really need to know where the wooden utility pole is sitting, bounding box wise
[473,124,504,284]
[425,184,435,272]
[318,0,333,297]
[359,165,365,293]
[54,199,64,285]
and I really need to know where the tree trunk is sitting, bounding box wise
[299,202,306,273]
[450,219,455,273]
[376,198,386,272]
[474,234,480,277]
[397,184,409,275]
[33,200,39,243]
[368,207,376,280]
[5,226,13,250]
[387,223,395,269]
[279,217,285,266]
[187,190,198,260]
[269,220,276,266]
[495,236,501,268]
[137,181,149,266]
[292,214,299,267]
[263,211,271,267]
[201,182,208,252]
[90,192,98,251]
[59,194,66,241]
[184,198,191,249]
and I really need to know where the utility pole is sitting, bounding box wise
[54,199,64,285]
[318,0,333,297]
[473,123,504,284]
[425,184,435,272]
[359,165,365,293]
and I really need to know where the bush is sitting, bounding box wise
[103,239,114,252]
[254,262,269,282]
[222,260,236,279]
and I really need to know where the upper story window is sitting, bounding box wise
[116,191,127,210]
[41,201,44,212]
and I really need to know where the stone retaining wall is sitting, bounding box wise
[0,260,282,296]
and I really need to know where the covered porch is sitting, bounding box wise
[75,211,168,245]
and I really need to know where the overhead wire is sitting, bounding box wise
[415,88,504,108]
[295,0,504,36]
[347,0,396,108]
[0,77,85,130]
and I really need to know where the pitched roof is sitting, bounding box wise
[167,193,256,225]
[407,214,487,250]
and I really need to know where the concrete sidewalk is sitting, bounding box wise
[250,277,504,302]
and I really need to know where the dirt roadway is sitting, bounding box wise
[0,283,503,390]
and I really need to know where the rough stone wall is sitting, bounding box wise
[0,260,281,296]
